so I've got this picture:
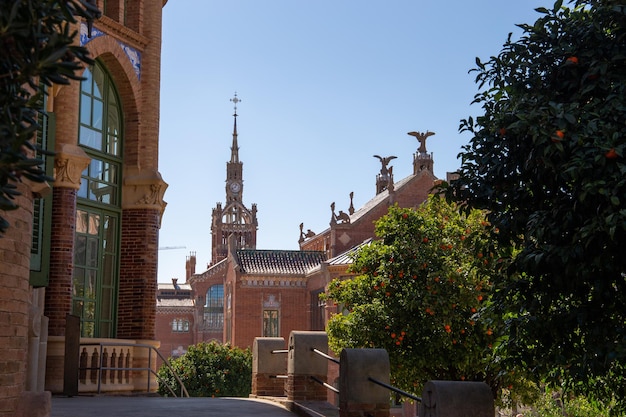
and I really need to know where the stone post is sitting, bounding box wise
[419,380,494,417]
[339,348,390,417]
[133,340,160,393]
[251,337,286,397]
[286,331,328,401]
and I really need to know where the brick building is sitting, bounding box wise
[156,105,449,357]
[0,2,169,415]
[156,279,194,369]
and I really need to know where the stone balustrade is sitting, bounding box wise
[46,337,159,394]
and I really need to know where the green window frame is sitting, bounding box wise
[73,208,118,337]
[73,62,123,338]
[30,91,55,287]
[263,310,279,337]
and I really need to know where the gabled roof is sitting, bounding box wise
[236,249,326,275]
[349,174,415,224]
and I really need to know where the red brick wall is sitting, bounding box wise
[155,310,195,368]
[0,187,32,417]
[117,209,160,339]
[45,187,76,336]
[231,282,308,349]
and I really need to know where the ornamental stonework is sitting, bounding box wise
[122,168,168,214]
[53,144,91,190]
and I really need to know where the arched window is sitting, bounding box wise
[204,285,224,330]
[73,62,123,338]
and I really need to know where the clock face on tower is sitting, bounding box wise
[229,181,241,193]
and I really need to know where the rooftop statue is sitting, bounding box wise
[407,130,435,154]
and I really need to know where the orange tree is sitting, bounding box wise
[445,0,626,411]
[325,196,522,400]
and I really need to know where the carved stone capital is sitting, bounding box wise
[122,167,168,215]
[53,144,91,190]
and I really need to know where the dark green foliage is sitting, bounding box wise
[445,0,625,412]
[0,1,100,234]
[157,341,252,397]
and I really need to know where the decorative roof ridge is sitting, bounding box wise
[189,257,228,283]
[236,248,324,254]
[349,174,416,223]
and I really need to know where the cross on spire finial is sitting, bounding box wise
[230,92,241,116]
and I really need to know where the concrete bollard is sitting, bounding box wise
[251,337,286,397]
[339,348,390,417]
[419,380,494,417]
[286,331,329,401]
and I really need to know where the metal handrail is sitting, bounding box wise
[311,348,340,365]
[368,376,421,402]
[79,341,189,397]
[310,375,339,394]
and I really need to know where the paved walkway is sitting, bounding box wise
[51,396,299,417]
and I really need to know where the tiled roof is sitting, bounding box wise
[156,298,194,307]
[236,249,326,275]
[157,282,192,290]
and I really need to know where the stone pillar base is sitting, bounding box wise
[252,373,286,397]
[286,374,328,402]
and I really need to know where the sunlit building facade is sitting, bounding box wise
[0,2,169,415]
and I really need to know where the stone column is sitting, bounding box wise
[251,337,286,397]
[117,169,167,340]
[45,76,89,337]
[286,331,328,402]
[339,348,390,417]
[45,145,90,336]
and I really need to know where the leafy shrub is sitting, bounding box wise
[526,388,613,417]
[158,341,252,397]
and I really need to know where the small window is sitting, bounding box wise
[263,310,279,337]
[172,319,190,332]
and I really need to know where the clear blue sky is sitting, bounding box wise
[157,1,549,282]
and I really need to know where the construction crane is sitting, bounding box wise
[158,246,186,250]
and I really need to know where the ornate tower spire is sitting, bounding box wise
[210,93,258,265]
[230,93,240,163]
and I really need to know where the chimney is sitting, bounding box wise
[185,251,197,280]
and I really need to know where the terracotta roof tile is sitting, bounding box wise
[236,249,326,275]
